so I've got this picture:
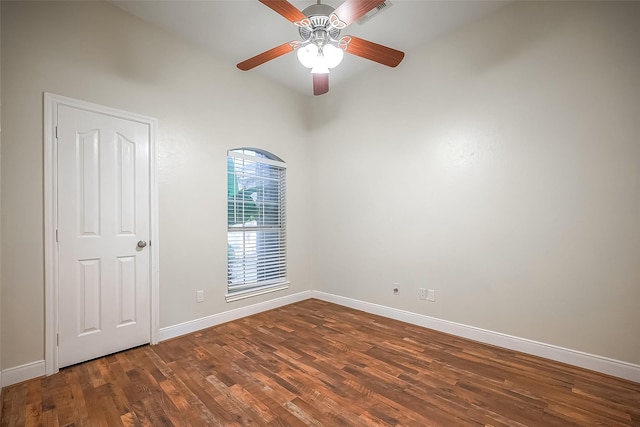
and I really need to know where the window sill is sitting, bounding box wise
[225,282,290,303]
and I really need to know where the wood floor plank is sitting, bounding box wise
[2,299,639,426]
[23,377,42,427]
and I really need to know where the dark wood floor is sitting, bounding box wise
[2,299,639,426]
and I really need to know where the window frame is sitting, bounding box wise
[226,148,288,302]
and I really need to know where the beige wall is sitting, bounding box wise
[1,0,639,372]
[0,1,314,369]
[310,1,640,364]
[0,0,3,386]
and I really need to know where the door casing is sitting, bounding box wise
[44,92,160,375]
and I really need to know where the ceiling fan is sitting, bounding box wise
[237,0,405,96]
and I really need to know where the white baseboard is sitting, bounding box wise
[159,290,312,341]
[311,291,640,383]
[3,289,638,387]
[1,360,46,388]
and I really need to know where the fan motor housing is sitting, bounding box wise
[299,3,341,41]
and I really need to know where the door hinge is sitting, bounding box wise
[57,333,59,346]
[56,229,59,242]
[55,125,59,139]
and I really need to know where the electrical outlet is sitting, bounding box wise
[393,283,400,295]
[419,288,427,300]
[427,289,436,302]
[196,290,205,303]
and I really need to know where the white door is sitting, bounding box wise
[57,104,151,368]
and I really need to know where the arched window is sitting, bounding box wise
[226,148,288,301]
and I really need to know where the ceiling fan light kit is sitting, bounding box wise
[298,43,344,72]
[237,0,405,96]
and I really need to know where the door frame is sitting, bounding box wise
[44,92,160,375]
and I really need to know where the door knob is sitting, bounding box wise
[137,240,147,248]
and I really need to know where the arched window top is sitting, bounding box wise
[229,147,284,164]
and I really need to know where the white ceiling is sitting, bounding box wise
[110,0,508,96]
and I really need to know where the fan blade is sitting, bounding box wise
[237,42,296,71]
[332,0,385,27]
[340,36,404,67]
[259,0,307,23]
[313,73,329,96]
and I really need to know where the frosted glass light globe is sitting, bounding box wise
[297,44,318,69]
[311,54,329,74]
[323,44,344,69]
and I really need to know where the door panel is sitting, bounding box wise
[78,258,101,334]
[79,129,101,236]
[57,105,151,368]
[116,255,137,326]
[118,134,136,235]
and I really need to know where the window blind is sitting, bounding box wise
[227,150,287,298]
